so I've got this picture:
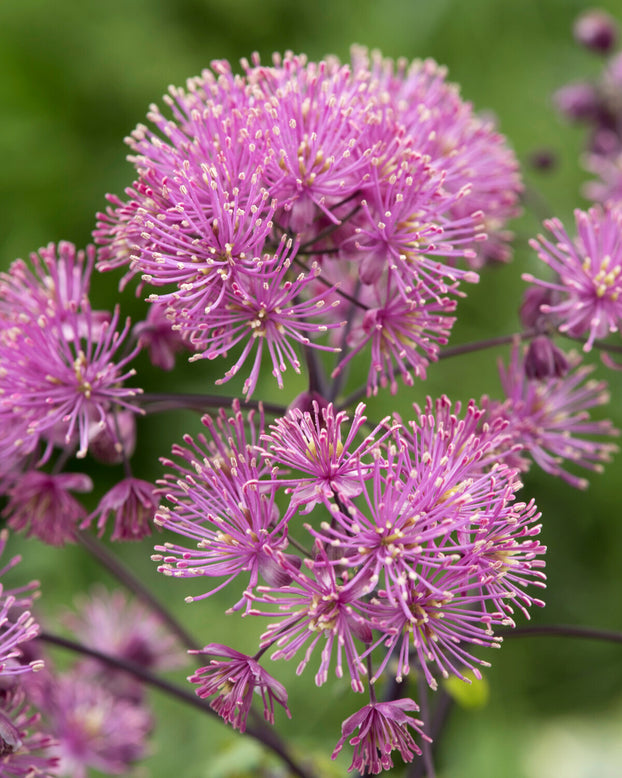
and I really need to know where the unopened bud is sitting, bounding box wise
[524,336,569,380]
[574,9,618,54]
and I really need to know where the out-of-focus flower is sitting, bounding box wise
[2,471,93,546]
[41,671,152,778]
[0,689,58,777]
[62,587,185,700]
[188,643,290,732]
[332,698,427,775]
[524,335,569,380]
[133,302,192,372]
[574,9,618,54]
[489,343,619,488]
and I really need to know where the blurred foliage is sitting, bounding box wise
[2,0,622,776]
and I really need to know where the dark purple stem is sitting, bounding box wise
[499,623,622,644]
[139,392,287,417]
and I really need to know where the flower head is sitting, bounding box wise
[332,698,427,775]
[525,204,622,351]
[2,471,93,546]
[83,477,159,541]
[489,343,619,488]
[188,643,290,732]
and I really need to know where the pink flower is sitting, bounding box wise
[84,477,158,541]
[525,204,622,351]
[332,698,427,775]
[260,401,392,511]
[188,643,290,732]
[490,343,619,488]
[0,689,58,777]
[2,471,93,546]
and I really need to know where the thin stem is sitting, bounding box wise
[75,530,199,651]
[499,623,622,644]
[438,330,537,360]
[37,631,315,778]
[407,690,454,778]
[139,392,287,417]
[416,671,435,778]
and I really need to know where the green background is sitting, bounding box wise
[2,0,622,776]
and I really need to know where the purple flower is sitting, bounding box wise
[525,205,622,351]
[41,671,152,778]
[332,698,427,775]
[260,401,392,511]
[62,586,185,699]
[253,542,373,692]
[333,290,457,395]
[133,302,192,371]
[574,9,618,54]
[0,530,42,678]
[2,471,93,546]
[2,301,141,459]
[0,689,58,777]
[489,343,619,488]
[153,402,294,610]
[83,477,159,541]
[188,643,290,732]
[187,237,343,398]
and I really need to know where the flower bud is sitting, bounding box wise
[524,336,569,380]
[574,9,618,54]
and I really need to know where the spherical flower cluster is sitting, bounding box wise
[96,49,522,397]
[156,396,546,769]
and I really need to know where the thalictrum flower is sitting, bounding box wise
[332,698,427,775]
[259,400,392,511]
[83,477,159,541]
[188,643,290,732]
[525,204,622,351]
[489,343,619,488]
[2,471,93,547]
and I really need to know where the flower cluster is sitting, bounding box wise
[96,48,522,398]
[157,397,546,769]
[3,33,622,777]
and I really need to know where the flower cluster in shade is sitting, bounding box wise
[96,48,522,397]
[154,396,551,770]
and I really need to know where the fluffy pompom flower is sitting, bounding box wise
[259,401,393,511]
[489,343,619,488]
[525,204,622,351]
[332,698,427,775]
[188,643,290,732]
[0,689,58,777]
[187,237,344,398]
[153,401,295,611]
[2,471,93,546]
[83,477,159,541]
